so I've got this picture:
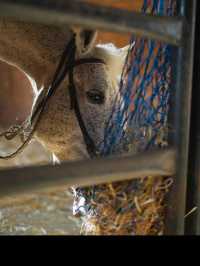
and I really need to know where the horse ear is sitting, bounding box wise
[88,44,130,79]
[73,28,97,56]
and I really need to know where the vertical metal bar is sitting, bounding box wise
[165,0,196,235]
[185,1,200,235]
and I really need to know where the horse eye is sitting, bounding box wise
[86,89,105,105]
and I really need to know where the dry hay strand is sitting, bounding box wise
[75,176,173,235]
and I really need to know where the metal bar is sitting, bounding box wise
[193,150,200,235]
[165,0,196,235]
[191,24,200,236]
[0,0,183,45]
[185,2,200,235]
[185,130,200,235]
[0,148,175,199]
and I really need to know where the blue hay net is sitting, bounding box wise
[74,0,177,218]
[99,0,176,156]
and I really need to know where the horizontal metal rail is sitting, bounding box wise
[0,148,176,199]
[0,0,183,45]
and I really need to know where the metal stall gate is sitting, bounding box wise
[0,0,197,235]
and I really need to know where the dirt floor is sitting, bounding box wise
[0,137,81,235]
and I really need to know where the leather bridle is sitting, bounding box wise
[0,34,105,159]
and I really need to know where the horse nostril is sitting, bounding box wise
[86,89,105,105]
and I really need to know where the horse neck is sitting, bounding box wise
[0,18,73,89]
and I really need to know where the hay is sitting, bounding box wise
[74,176,173,235]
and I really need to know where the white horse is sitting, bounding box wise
[0,19,127,162]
